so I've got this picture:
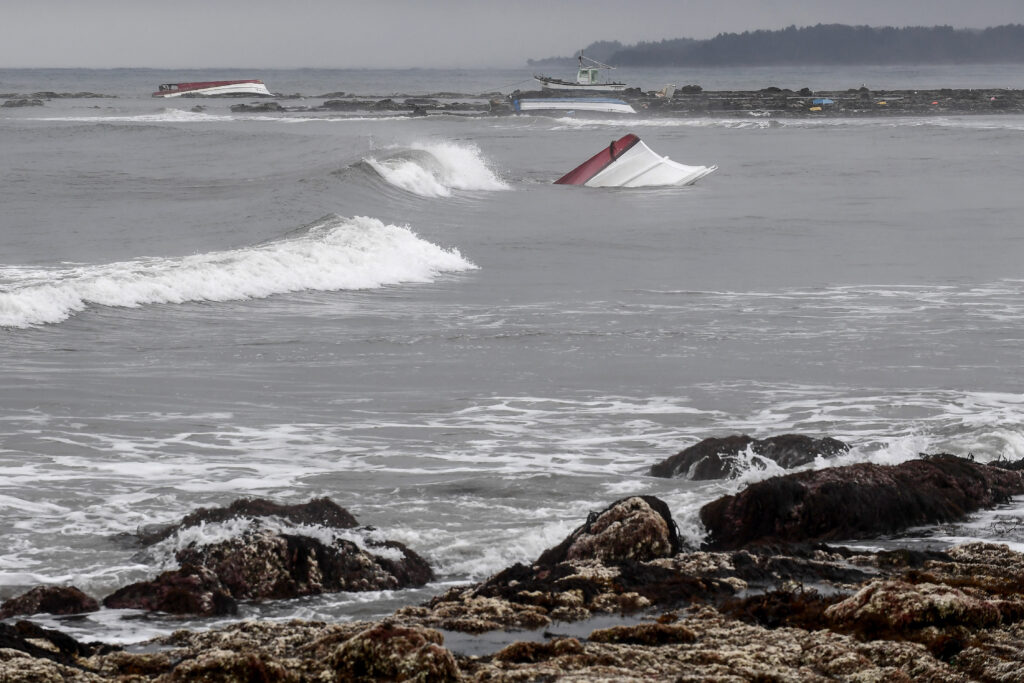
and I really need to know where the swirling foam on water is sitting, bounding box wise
[0,215,476,328]
[363,141,509,197]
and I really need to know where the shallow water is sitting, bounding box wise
[1,66,1023,641]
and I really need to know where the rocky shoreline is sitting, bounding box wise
[5,86,1024,117]
[4,443,1024,681]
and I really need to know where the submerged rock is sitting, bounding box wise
[229,101,284,112]
[136,496,358,545]
[0,585,99,619]
[2,98,44,107]
[700,454,1024,549]
[650,434,849,479]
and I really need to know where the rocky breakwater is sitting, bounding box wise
[494,85,1024,117]
[6,455,1024,681]
[635,85,1024,117]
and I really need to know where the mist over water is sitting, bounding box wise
[1,66,1023,641]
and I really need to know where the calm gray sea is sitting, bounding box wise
[2,66,1024,642]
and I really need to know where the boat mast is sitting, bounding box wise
[579,53,616,71]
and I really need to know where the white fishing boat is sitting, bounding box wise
[555,133,717,188]
[534,54,627,92]
[511,97,636,115]
[152,80,272,97]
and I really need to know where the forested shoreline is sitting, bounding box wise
[528,24,1024,67]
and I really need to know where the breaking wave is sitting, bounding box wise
[0,215,476,328]
[362,141,509,197]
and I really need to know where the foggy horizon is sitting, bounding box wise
[3,0,1024,70]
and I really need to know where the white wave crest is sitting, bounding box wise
[0,215,476,328]
[364,141,509,197]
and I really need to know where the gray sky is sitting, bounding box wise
[4,0,1024,69]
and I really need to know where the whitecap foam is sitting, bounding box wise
[363,141,509,197]
[38,109,237,124]
[0,215,477,328]
[139,516,413,571]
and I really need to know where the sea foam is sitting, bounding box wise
[0,215,476,328]
[364,141,509,197]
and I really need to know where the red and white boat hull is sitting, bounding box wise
[152,80,272,98]
[555,134,717,188]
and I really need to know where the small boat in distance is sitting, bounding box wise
[534,54,627,92]
[152,79,272,98]
[512,97,636,116]
[555,133,717,188]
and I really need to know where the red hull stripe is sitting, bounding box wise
[553,134,641,185]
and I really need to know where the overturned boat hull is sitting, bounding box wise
[512,97,636,116]
[555,134,717,187]
[152,80,272,97]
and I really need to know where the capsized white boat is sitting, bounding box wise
[512,97,636,115]
[152,79,272,97]
[534,54,627,92]
[555,133,717,188]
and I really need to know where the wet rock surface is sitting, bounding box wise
[0,585,99,619]
[536,495,681,565]
[700,454,1024,549]
[106,498,433,614]
[102,563,238,616]
[136,496,358,545]
[2,98,44,107]
[10,538,1024,681]
[650,433,849,479]
[7,458,1024,680]
[229,101,284,112]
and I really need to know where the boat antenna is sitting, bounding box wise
[579,52,616,70]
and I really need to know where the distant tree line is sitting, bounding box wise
[529,24,1024,67]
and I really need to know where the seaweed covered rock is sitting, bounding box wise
[175,529,433,599]
[106,528,432,615]
[825,579,1004,632]
[650,434,849,479]
[536,495,680,566]
[0,585,99,619]
[137,496,358,545]
[700,454,1024,549]
[329,622,458,682]
[102,564,237,616]
[109,498,432,615]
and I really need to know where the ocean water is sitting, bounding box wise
[2,66,1024,642]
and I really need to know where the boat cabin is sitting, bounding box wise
[576,68,603,85]
[157,84,180,93]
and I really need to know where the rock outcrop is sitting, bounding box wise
[136,496,358,545]
[10,488,1024,680]
[536,495,680,565]
[650,434,849,479]
[0,585,99,619]
[108,497,432,614]
[2,98,44,107]
[102,564,237,616]
[700,454,1024,549]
